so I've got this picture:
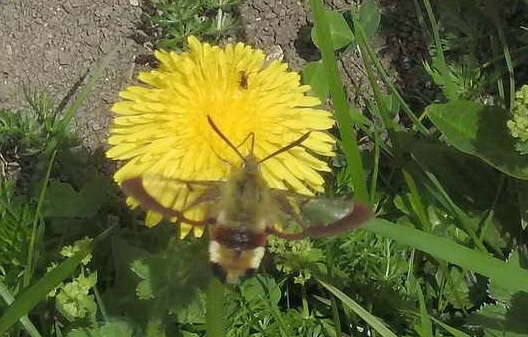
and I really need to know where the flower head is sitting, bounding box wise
[107,36,335,237]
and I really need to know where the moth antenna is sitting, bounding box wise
[236,132,256,154]
[259,132,311,163]
[207,115,246,162]
[248,133,256,155]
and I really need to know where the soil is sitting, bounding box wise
[0,0,145,151]
[0,0,431,153]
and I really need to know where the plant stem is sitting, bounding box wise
[310,0,369,203]
[206,277,225,337]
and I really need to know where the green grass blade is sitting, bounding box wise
[487,3,515,111]
[415,282,433,337]
[54,49,115,135]
[429,316,471,337]
[353,18,429,135]
[422,0,446,68]
[0,281,43,337]
[310,0,369,202]
[24,149,57,287]
[402,169,429,228]
[319,280,398,337]
[364,219,528,292]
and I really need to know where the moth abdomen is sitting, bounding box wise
[209,226,267,283]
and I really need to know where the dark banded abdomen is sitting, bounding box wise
[209,226,267,283]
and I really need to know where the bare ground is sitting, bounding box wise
[0,0,431,152]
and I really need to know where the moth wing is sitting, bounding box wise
[268,191,372,240]
[122,176,222,225]
[300,199,372,238]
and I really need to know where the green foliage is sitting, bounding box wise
[423,57,481,101]
[311,9,354,50]
[0,180,33,281]
[67,319,136,337]
[145,0,240,49]
[507,85,528,154]
[47,238,97,323]
[302,62,330,102]
[42,176,108,218]
[0,92,62,158]
[356,0,381,39]
[225,275,331,337]
[427,100,528,180]
[129,238,210,313]
[268,237,325,284]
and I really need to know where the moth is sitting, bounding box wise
[122,117,372,283]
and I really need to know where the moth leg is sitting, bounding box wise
[268,190,308,240]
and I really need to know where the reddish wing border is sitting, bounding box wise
[121,177,215,226]
[267,201,372,240]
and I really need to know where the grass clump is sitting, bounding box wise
[143,0,240,49]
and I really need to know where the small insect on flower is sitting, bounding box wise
[122,117,372,284]
[239,71,249,89]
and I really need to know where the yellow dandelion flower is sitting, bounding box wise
[107,36,336,238]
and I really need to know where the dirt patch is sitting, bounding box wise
[0,0,432,153]
[239,0,431,112]
[0,0,145,151]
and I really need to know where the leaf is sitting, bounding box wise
[357,0,381,38]
[443,268,471,309]
[427,100,528,180]
[128,240,209,312]
[364,219,528,293]
[469,297,528,337]
[311,9,354,50]
[489,249,528,303]
[130,259,155,300]
[241,275,281,307]
[67,319,135,337]
[42,176,107,218]
[399,133,500,211]
[302,61,329,102]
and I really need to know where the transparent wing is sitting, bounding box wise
[299,199,372,238]
[122,176,222,225]
[268,191,372,240]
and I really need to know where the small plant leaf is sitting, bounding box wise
[302,61,329,101]
[311,9,355,50]
[67,319,135,337]
[357,0,381,38]
[427,100,528,180]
